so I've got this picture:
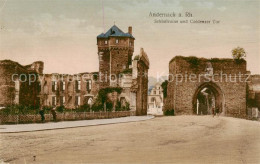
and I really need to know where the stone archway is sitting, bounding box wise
[192,82,225,115]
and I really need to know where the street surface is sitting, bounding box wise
[1,116,259,163]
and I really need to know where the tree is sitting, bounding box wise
[161,80,168,98]
[232,47,246,60]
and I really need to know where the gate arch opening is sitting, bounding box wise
[192,82,225,115]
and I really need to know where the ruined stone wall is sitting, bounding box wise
[39,73,99,109]
[0,60,40,107]
[24,61,44,74]
[133,48,149,116]
[165,56,247,117]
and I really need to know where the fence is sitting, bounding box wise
[0,111,136,125]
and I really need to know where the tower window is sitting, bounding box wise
[116,39,119,44]
[105,40,108,44]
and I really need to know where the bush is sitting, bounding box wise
[106,102,113,111]
[164,109,175,116]
[115,101,121,111]
[91,101,103,112]
[187,56,200,68]
[0,105,37,115]
[42,106,52,114]
[92,87,123,112]
[115,101,130,111]
[75,104,91,112]
[123,102,130,111]
[56,105,65,113]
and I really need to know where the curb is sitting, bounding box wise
[0,115,155,133]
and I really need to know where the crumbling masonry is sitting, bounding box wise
[0,25,149,116]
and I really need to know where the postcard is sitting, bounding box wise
[0,0,259,163]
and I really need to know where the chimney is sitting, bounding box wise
[128,26,132,35]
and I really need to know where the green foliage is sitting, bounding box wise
[232,47,246,60]
[209,58,234,63]
[96,87,123,105]
[0,105,36,115]
[42,106,52,114]
[56,105,65,113]
[75,104,91,112]
[91,101,103,112]
[234,58,246,64]
[209,58,220,62]
[173,56,201,69]
[164,109,175,116]
[106,102,113,111]
[115,101,130,111]
[161,80,168,98]
[115,101,121,111]
[123,102,130,111]
[186,56,200,68]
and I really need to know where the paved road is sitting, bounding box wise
[0,116,259,163]
[0,116,154,133]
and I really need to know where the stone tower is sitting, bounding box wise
[97,25,135,88]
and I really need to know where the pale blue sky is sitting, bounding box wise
[0,0,259,76]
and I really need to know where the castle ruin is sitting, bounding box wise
[0,25,150,116]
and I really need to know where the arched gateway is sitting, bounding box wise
[192,82,225,115]
[164,56,247,117]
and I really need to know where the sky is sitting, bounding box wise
[0,0,259,77]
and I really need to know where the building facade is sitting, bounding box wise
[38,72,99,109]
[147,83,163,115]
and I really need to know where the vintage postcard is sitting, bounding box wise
[0,0,259,163]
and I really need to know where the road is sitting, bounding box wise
[1,116,260,163]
